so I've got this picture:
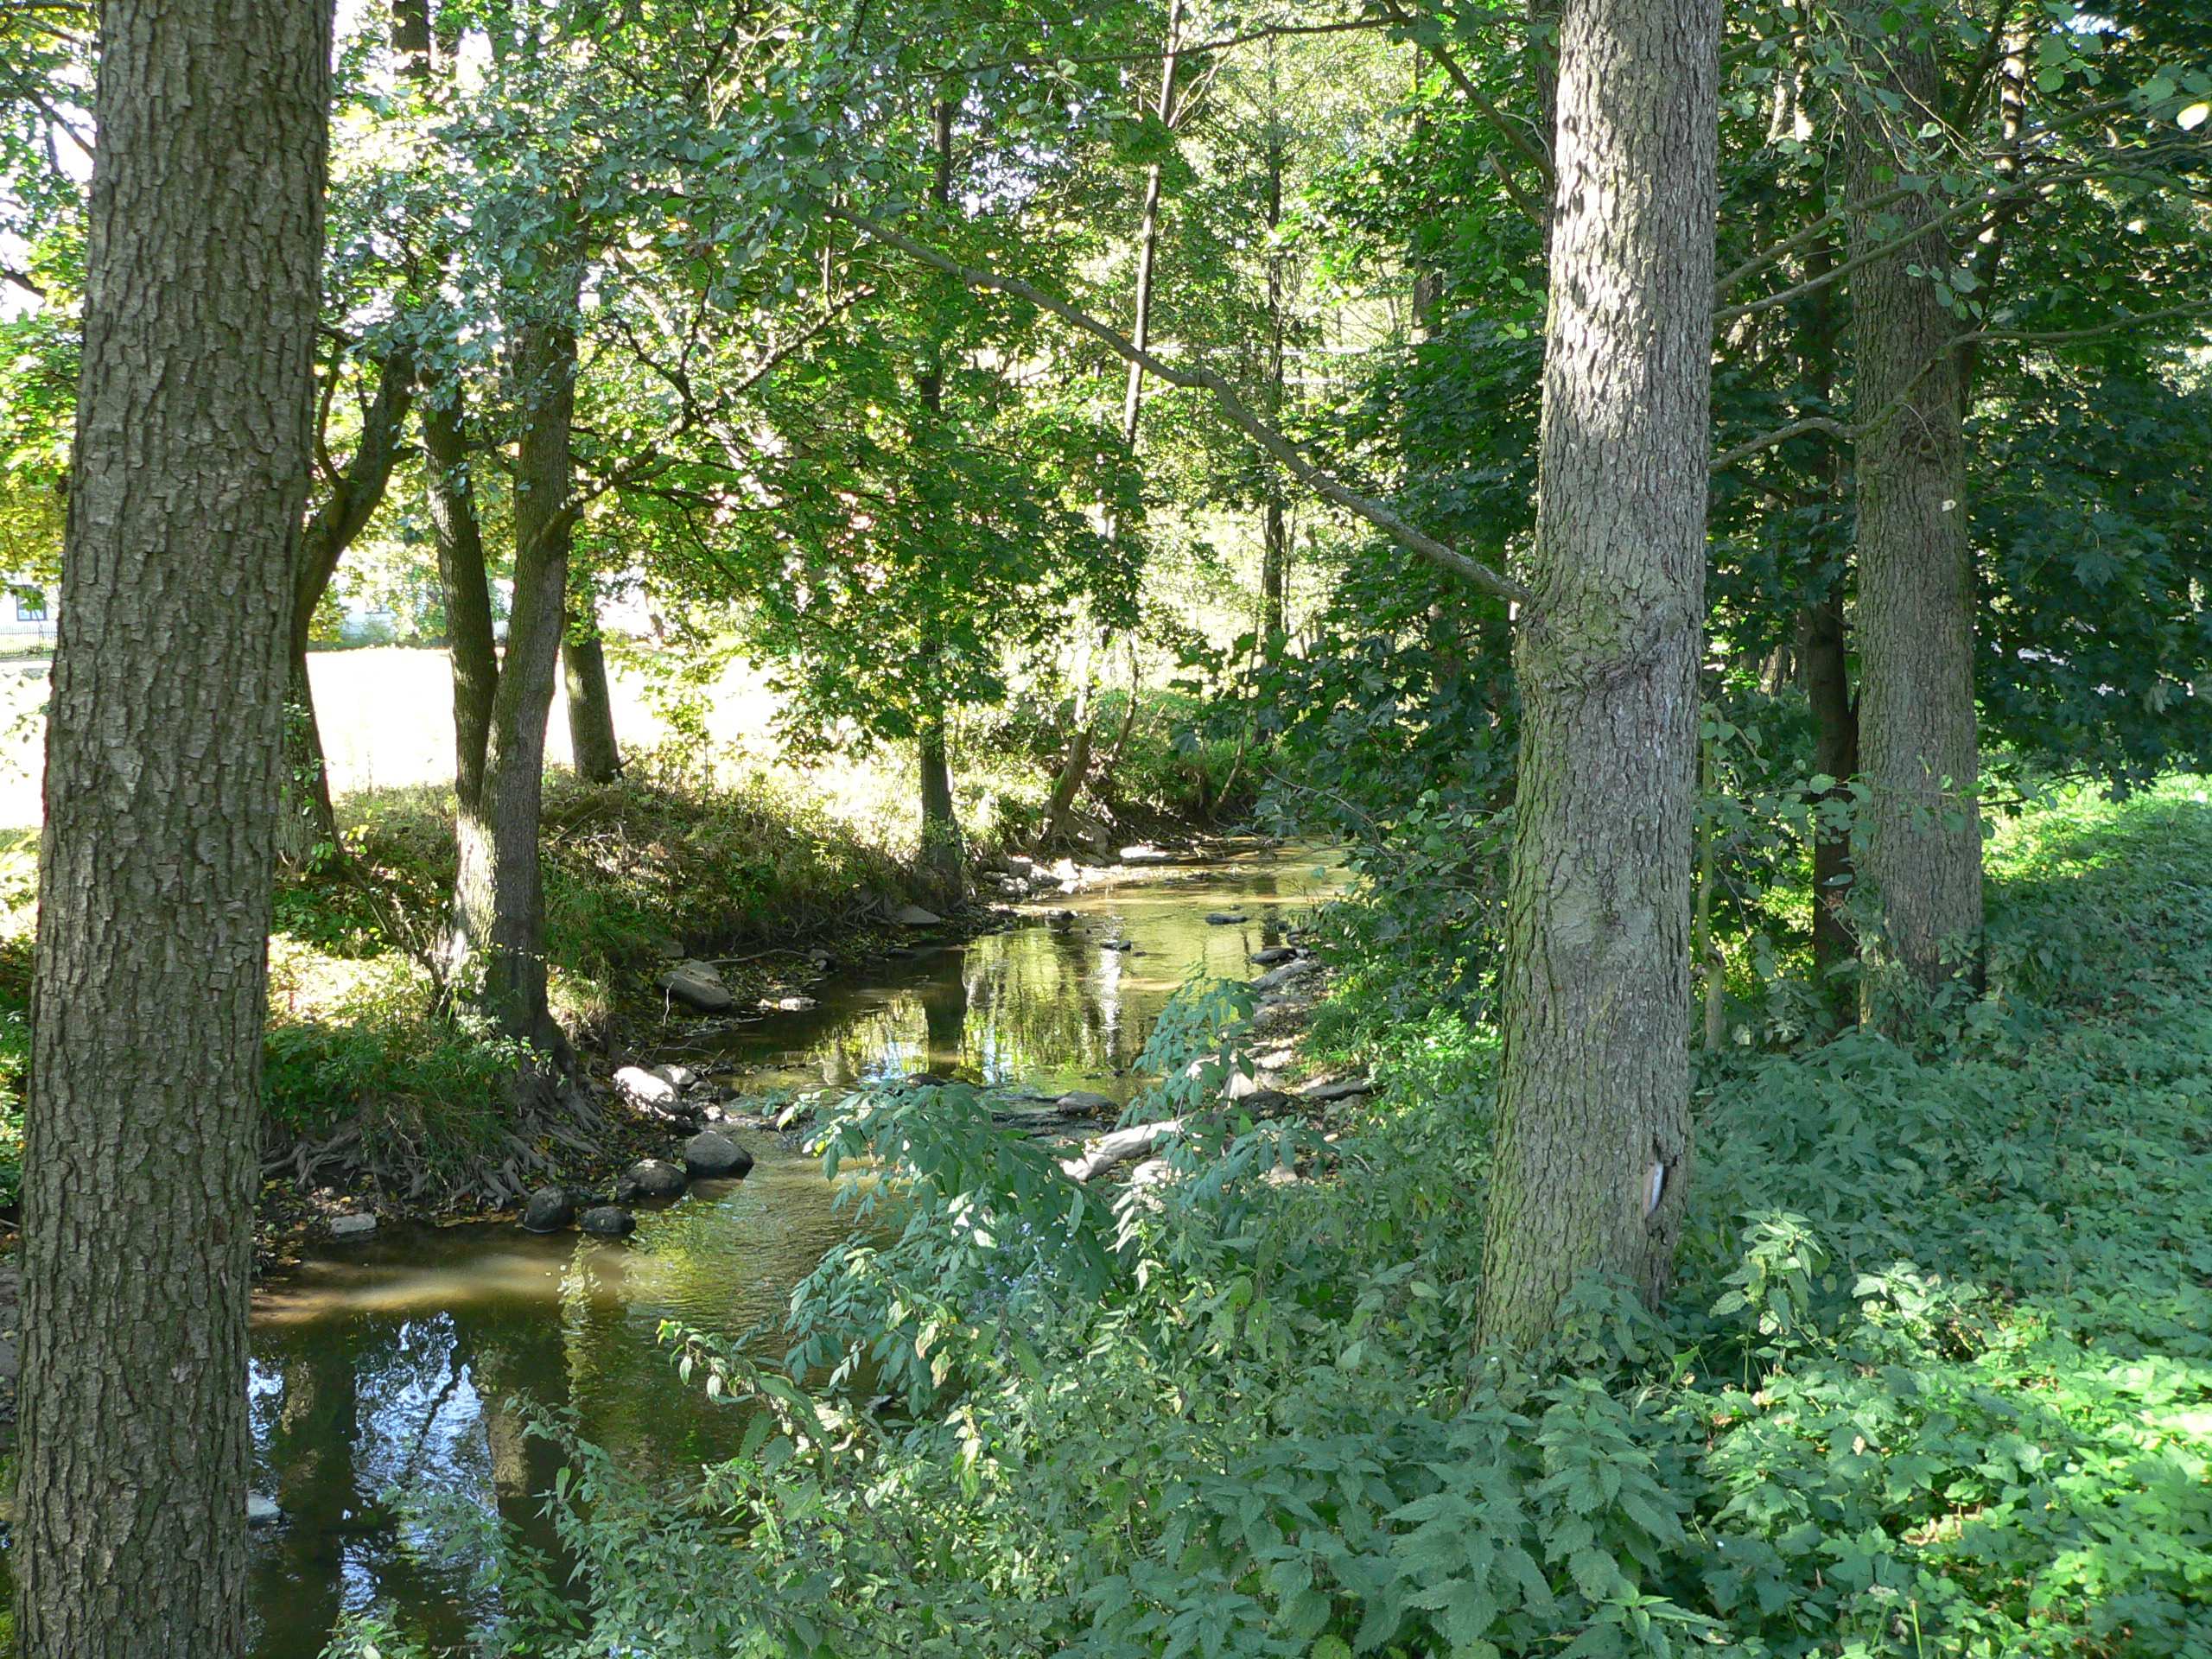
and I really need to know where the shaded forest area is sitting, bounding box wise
[1,0,2209,1655]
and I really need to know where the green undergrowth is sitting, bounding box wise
[340,779,2212,1657]
[282,749,937,1023]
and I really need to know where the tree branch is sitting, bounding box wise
[1378,0,1552,187]
[916,15,1393,79]
[1708,415,1853,474]
[821,201,1535,609]
[1955,298,2212,347]
[527,286,876,560]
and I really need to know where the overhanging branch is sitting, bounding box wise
[821,200,1535,610]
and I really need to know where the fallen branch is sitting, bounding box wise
[1061,1117,1186,1183]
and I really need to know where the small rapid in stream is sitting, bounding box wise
[239,842,1341,1656]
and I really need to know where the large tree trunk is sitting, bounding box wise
[1476,0,1719,1349]
[17,3,329,1655]
[562,591,622,785]
[1847,33,1981,1024]
[449,300,579,1055]
[279,350,416,868]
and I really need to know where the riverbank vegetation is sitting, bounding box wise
[3,0,2209,1652]
[379,780,2212,1656]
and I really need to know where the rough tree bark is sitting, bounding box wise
[1476,0,1719,1349]
[17,2,329,1655]
[1800,572,1859,992]
[1045,2,1184,842]
[281,350,416,868]
[1792,245,1859,1011]
[1847,27,1982,1023]
[404,4,582,1058]
[448,289,582,1055]
[423,397,499,814]
[563,588,623,784]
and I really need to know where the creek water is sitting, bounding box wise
[240,842,1340,1657]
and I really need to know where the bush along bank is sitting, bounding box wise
[349,779,2212,1659]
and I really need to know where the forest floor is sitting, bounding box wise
[1275,777,2212,1653]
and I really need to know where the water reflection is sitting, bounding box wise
[244,844,1338,1656]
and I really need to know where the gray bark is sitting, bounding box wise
[1477,0,1719,1348]
[424,397,499,813]
[563,589,622,785]
[18,3,329,1655]
[449,292,579,1054]
[1847,27,1982,1024]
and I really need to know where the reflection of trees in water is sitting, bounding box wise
[736,872,1339,1099]
[238,857,1345,1657]
[246,1306,576,1659]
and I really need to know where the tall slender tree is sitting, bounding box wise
[1844,12,1980,1022]
[16,1,330,1654]
[1476,0,1720,1346]
[563,588,624,785]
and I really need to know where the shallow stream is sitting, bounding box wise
[243,842,1339,1656]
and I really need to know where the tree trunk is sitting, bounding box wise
[913,99,968,893]
[423,396,498,814]
[449,299,579,1054]
[1043,718,1092,842]
[1260,94,1289,641]
[916,713,963,898]
[282,643,342,869]
[1847,33,1981,1023]
[1476,0,1719,1350]
[18,3,328,1656]
[279,349,416,869]
[1260,503,1288,641]
[1800,576,1859,997]
[563,591,622,784]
